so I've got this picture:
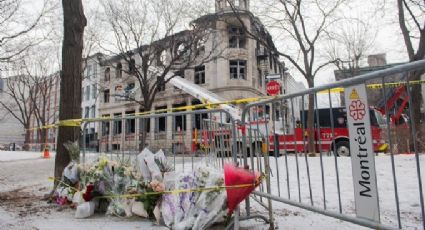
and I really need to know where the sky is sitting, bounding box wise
[23,0,412,90]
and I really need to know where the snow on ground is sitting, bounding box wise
[0,150,424,229]
[244,153,425,229]
[0,150,56,162]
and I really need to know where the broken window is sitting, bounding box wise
[194,65,205,84]
[116,63,122,78]
[113,113,122,135]
[125,111,136,134]
[102,119,109,136]
[155,106,167,132]
[104,68,110,81]
[228,26,245,48]
[90,105,96,118]
[173,102,187,131]
[104,89,110,103]
[192,100,208,130]
[85,85,90,101]
[229,60,246,79]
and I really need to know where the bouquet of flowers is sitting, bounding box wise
[56,147,262,228]
[161,164,228,229]
[105,156,138,217]
[160,162,262,229]
[54,141,81,205]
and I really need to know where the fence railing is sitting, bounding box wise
[237,59,425,230]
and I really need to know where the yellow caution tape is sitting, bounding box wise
[319,79,425,94]
[49,177,80,192]
[98,184,255,199]
[48,177,257,199]
[58,119,82,127]
[28,96,269,130]
[30,79,424,130]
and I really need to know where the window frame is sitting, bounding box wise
[229,60,247,80]
[104,67,111,81]
[116,63,123,78]
[228,26,246,49]
[85,85,90,101]
[194,65,206,85]
[104,89,110,103]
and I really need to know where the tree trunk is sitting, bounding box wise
[139,102,153,151]
[304,78,316,154]
[409,70,424,151]
[23,124,31,151]
[54,0,86,183]
[40,128,48,151]
[307,93,316,153]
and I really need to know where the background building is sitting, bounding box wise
[334,54,405,107]
[96,0,303,153]
[0,77,25,149]
[81,53,105,151]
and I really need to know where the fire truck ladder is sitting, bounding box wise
[376,85,409,124]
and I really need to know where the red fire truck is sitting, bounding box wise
[269,107,388,156]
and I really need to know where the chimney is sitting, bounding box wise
[367,54,387,67]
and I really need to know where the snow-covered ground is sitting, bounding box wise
[0,150,56,162]
[244,153,425,229]
[0,150,424,229]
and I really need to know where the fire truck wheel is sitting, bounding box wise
[336,141,350,156]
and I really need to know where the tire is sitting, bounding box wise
[335,141,350,157]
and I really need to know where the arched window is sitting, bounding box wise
[116,63,122,78]
[104,67,110,81]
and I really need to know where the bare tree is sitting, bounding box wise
[326,17,377,75]
[0,0,54,66]
[397,0,425,149]
[0,47,60,151]
[99,0,223,148]
[397,0,425,151]
[23,55,59,152]
[54,0,86,183]
[0,73,36,150]
[228,0,344,153]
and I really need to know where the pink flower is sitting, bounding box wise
[150,180,165,192]
[56,196,68,205]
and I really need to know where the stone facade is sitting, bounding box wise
[95,0,297,152]
[81,53,105,151]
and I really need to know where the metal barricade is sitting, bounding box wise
[238,60,425,229]
[81,108,238,169]
[80,108,253,229]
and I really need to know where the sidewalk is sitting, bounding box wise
[0,150,56,162]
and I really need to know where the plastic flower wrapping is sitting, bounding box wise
[53,147,262,229]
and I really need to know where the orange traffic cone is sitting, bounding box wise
[43,147,50,159]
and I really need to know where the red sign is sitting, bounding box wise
[266,80,281,96]
[349,100,366,121]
